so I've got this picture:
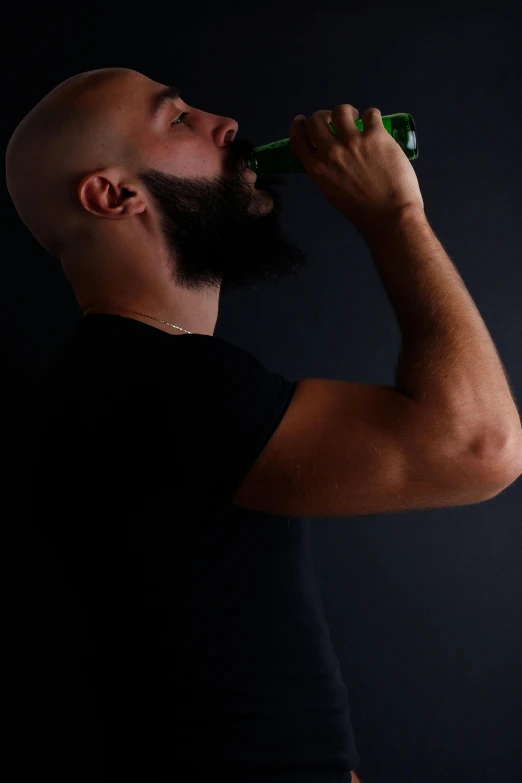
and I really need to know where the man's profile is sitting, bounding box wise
[6,67,310,336]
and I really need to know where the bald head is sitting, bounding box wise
[5,68,146,257]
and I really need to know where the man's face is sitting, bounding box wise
[123,75,311,292]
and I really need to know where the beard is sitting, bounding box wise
[135,144,311,294]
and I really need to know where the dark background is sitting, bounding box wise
[3,3,522,782]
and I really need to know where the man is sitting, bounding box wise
[6,67,311,334]
[8,67,520,783]
[7,67,366,782]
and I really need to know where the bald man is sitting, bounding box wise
[6,67,310,335]
[8,69,364,782]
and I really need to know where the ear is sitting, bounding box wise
[77,168,146,219]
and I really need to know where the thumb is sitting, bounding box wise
[289,114,306,141]
[289,114,315,159]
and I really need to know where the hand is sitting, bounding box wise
[289,105,424,237]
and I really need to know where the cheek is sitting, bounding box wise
[164,141,217,179]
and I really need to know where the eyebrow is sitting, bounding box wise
[151,84,181,120]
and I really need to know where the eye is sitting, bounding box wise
[171,111,190,126]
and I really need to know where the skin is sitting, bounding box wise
[6,67,312,336]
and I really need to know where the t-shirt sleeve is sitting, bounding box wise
[163,336,297,511]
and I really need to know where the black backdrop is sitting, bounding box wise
[3,3,522,782]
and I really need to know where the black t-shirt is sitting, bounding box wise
[29,314,360,782]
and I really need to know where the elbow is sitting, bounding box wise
[475,429,522,494]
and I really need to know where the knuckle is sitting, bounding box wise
[325,144,345,162]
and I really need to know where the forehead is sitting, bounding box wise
[79,71,180,149]
[104,74,183,160]
[97,70,161,115]
[68,70,162,125]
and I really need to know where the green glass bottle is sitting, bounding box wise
[246,112,418,175]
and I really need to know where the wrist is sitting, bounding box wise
[359,204,427,246]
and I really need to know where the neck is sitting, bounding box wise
[82,303,215,336]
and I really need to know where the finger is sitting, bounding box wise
[328,104,361,142]
[300,108,346,154]
[360,106,383,132]
[331,104,360,125]
[289,114,319,157]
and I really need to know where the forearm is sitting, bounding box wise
[363,206,521,459]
